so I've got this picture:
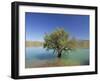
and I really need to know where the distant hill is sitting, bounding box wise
[77,40,89,48]
[26,41,43,47]
[26,40,89,48]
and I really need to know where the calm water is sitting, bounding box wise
[25,47,89,68]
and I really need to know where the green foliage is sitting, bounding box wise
[43,28,77,58]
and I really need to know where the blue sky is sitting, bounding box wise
[25,12,89,41]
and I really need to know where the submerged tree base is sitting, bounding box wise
[58,53,62,58]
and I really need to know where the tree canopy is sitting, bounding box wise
[43,28,77,58]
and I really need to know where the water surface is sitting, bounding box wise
[25,47,89,68]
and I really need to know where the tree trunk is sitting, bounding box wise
[57,52,62,58]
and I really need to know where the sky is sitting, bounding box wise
[25,12,89,41]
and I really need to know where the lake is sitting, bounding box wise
[25,47,89,68]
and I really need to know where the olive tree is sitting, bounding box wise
[43,28,77,58]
